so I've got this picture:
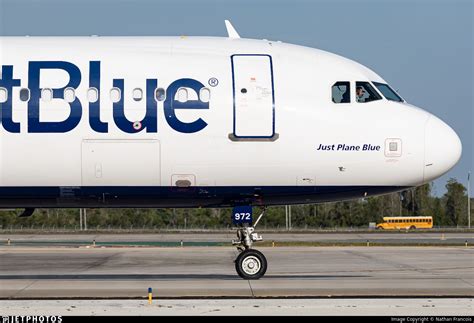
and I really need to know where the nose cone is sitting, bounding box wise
[424,115,462,182]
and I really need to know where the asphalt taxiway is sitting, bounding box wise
[0,246,472,298]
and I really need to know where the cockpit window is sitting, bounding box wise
[372,82,404,102]
[332,81,350,103]
[355,81,382,103]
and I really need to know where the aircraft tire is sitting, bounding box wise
[235,249,267,280]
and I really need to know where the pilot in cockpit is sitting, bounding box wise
[356,86,366,102]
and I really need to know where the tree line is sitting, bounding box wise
[0,178,471,230]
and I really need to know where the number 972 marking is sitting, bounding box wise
[234,212,251,221]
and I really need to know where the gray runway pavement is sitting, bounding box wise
[0,246,473,298]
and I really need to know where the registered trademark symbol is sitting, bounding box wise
[208,77,219,87]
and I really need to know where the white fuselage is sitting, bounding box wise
[0,36,462,207]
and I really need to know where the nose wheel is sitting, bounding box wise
[235,249,267,279]
[232,207,268,279]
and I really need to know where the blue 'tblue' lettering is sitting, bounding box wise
[89,61,108,133]
[28,61,82,133]
[0,66,22,133]
[112,79,158,133]
[164,78,209,133]
[0,62,211,134]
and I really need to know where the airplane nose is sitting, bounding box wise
[424,115,462,182]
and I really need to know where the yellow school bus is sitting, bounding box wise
[376,216,433,230]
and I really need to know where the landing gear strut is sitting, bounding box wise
[232,207,268,279]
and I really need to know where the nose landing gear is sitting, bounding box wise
[232,207,268,279]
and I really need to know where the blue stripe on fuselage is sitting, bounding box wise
[0,186,409,208]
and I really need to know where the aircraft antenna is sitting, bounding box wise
[225,20,240,39]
